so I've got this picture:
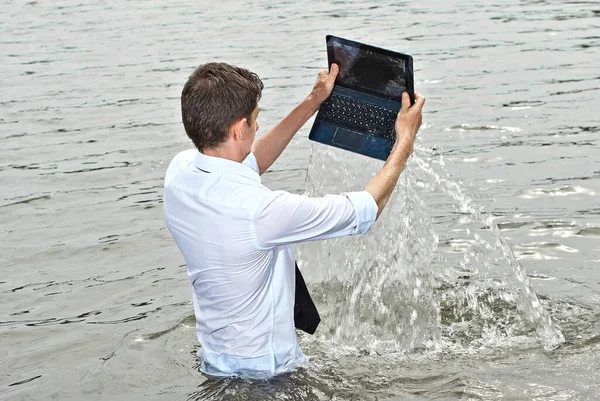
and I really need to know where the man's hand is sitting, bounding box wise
[251,64,341,175]
[309,63,340,105]
[392,92,425,158]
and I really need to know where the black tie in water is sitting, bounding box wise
[294,262,320,335]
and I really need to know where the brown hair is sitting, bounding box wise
[181,62,264,151]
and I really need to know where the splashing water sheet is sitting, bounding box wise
[297,138,565,379]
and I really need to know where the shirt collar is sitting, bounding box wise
[194,151,261,183]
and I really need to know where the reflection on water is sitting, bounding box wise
[188,373,322,401]
[1,0,600,400]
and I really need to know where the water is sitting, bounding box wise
[1,0,599,400]
[298,141,562,364]
[413,153,565,350]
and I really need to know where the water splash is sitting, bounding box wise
[299,144,440,352]
[412,149,564,350]
[299,141,564,353]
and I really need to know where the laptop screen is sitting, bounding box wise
[326,35,413,102]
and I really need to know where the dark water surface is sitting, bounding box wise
[1,0,599,400]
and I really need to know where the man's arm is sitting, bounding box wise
[251,64,340,175]
[253,92,425,249]
[254,190,378,249]
[365,92,425,219]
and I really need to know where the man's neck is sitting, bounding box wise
[202,144,245,163]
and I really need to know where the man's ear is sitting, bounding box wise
[230,118,247,141]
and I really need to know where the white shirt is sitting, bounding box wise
[163,149,377,377]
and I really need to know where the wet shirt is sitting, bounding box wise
[163,149,377,377]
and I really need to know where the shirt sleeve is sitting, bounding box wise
[253,190,378,250]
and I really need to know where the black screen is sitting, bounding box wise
[327,36,412,102]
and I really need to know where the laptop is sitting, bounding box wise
[308,35,414,161]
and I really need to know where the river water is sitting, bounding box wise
[1,0,599,400]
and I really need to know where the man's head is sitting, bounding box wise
[181,62,264,156]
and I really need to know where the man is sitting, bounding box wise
[163,62,425,377]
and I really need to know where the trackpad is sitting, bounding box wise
[332,127,365,150]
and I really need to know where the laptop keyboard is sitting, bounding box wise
[317,94,398,139]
